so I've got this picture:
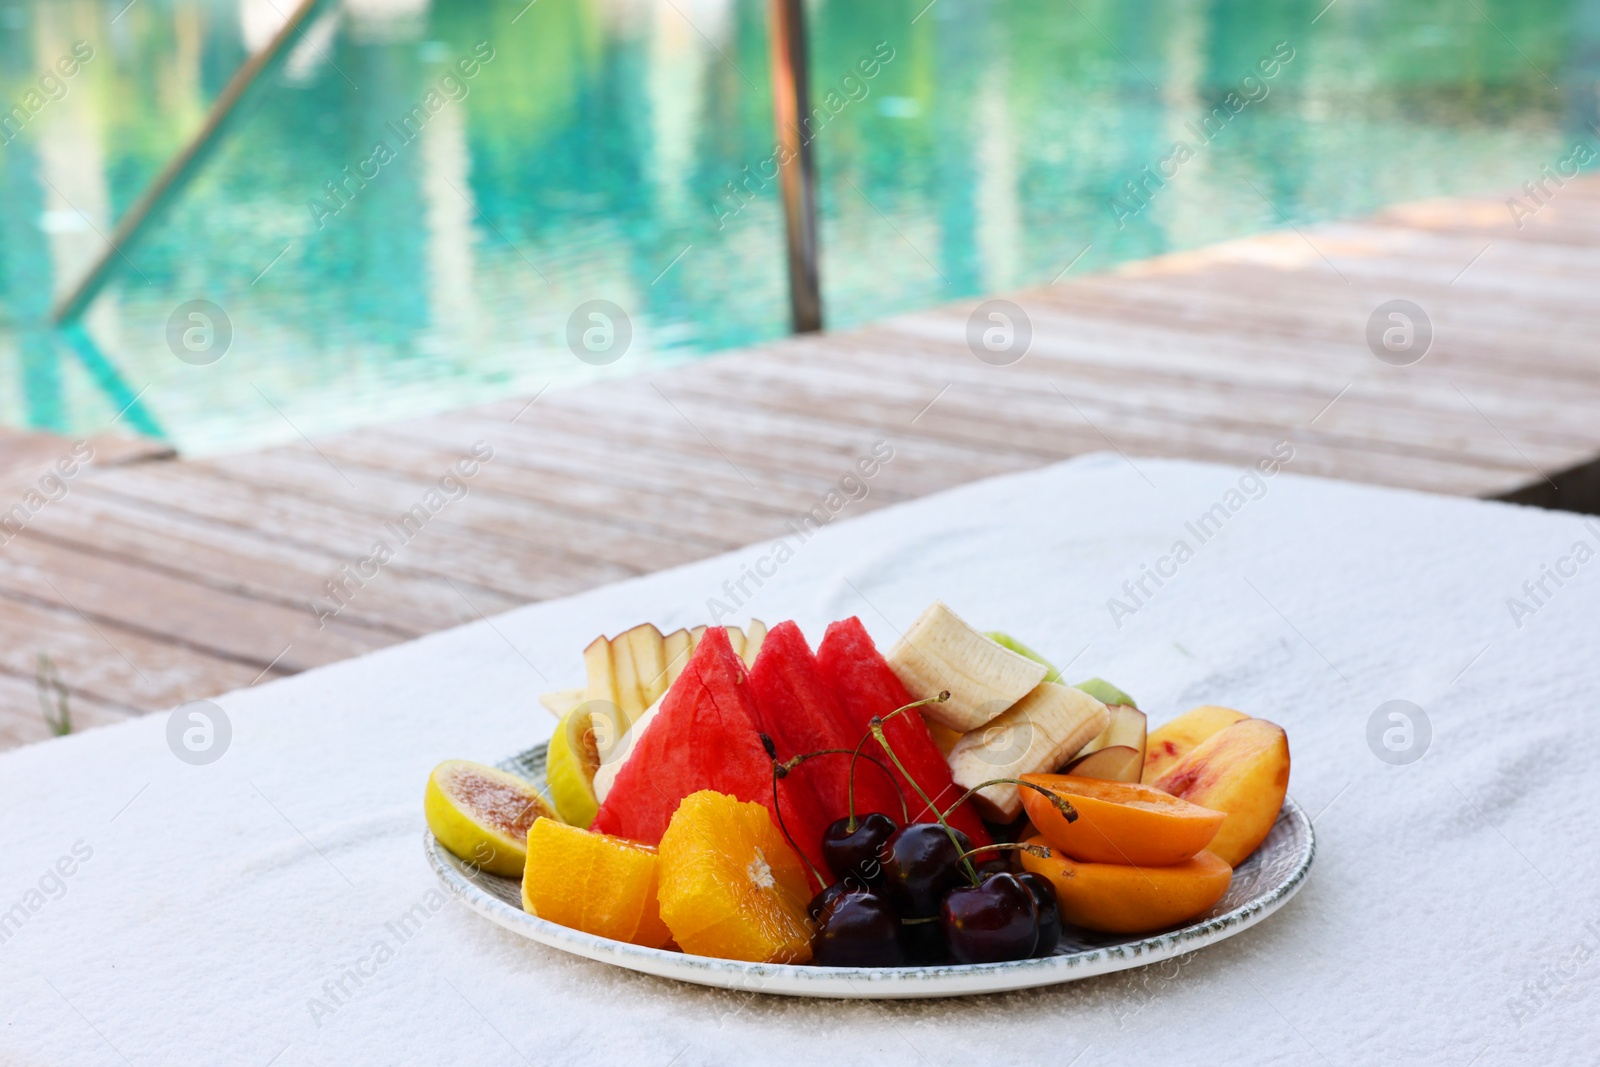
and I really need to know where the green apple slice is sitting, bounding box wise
[984,631,1061,684]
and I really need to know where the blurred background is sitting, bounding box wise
[2,0,1591,455]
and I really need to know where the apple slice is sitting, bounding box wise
[947,682,1110,820]
[1073,677,1137,709]
[611,633,648,718]
[539,687,585,719]
[583,620,766,771]
[1060,744,1142,783]
[583,635,620,708]
[743,620,768,666]
[622,623,668,707]
[1076,704,1147,764]
[662,629,694,685]
[984,631,1061,683]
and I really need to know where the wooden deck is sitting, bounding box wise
[4,179,1599,747]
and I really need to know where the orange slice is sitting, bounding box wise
[656,790,814,963]
[1019,773,1225,867]
[521,819,672,947]
[1020,835,1233,934]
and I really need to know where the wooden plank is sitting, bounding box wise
[0,588,282,712]
[319,430,795,548]
[0,670,134,750]
[0,430,171,487]
[715,335,1590,475]
[6,179,1600,750]
[82,463,637,601]
[20,490,517,637]
[204,444,740,557]
[0,528,385,671]
[416,405,844,515]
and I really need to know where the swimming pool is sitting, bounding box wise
[0,0,1588,454]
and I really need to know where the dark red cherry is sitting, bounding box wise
[976,855,1014,878]
[808,881,850,922]
[881,823,973,918]
[897,915,949,965]
[941,871,1038,964]
[821,813,897,890]
[811,890,906,967]
[1016,872,1061,957]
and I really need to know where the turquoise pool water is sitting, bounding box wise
[0,0,1591,454]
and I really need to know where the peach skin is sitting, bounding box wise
[1151,718,1290,867]
[1019,774,1226,867]
[1142,705,1249,783]
[1020,836,1233,934]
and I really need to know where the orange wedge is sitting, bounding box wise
[656,791,814,963]
[521,819,672,947]
[1020,835,1233,934]
[1019,773,1225,867]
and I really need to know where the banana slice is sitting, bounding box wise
[947,683,1110,821]
[886,601,1048,731]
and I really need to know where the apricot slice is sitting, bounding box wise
[1142,705,1249,782]
[425,760,556,877]
[1152,718,1290,867]
[656,790,814,963]
[1019,774,1226,866]
[1020,836,1233,934]
[521,819,672,947]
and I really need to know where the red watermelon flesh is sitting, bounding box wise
[747,621,904,836]
[591,627,827,885]
[816,616,993,846]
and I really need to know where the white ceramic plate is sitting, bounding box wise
[425,743,1315,999]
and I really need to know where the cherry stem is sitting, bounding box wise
[851,692,948,826]
[958,842,1052,863]
[760,732,827,889]
[781,747,908,826]
[867,709,983,888]
[939,778,1079,825]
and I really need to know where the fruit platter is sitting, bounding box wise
[424,601,1313,998]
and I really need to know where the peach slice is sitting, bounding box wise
[1151,718,1289,866]
[1018,774,1226,867]
[1020,836,1233,934]
[1142,705,1249,782]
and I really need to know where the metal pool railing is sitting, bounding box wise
[767,0,824,334]
[52,0,829,336]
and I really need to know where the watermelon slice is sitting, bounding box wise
[816,616,993,846]
[746,621,904,833]
[591,626,833,886]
